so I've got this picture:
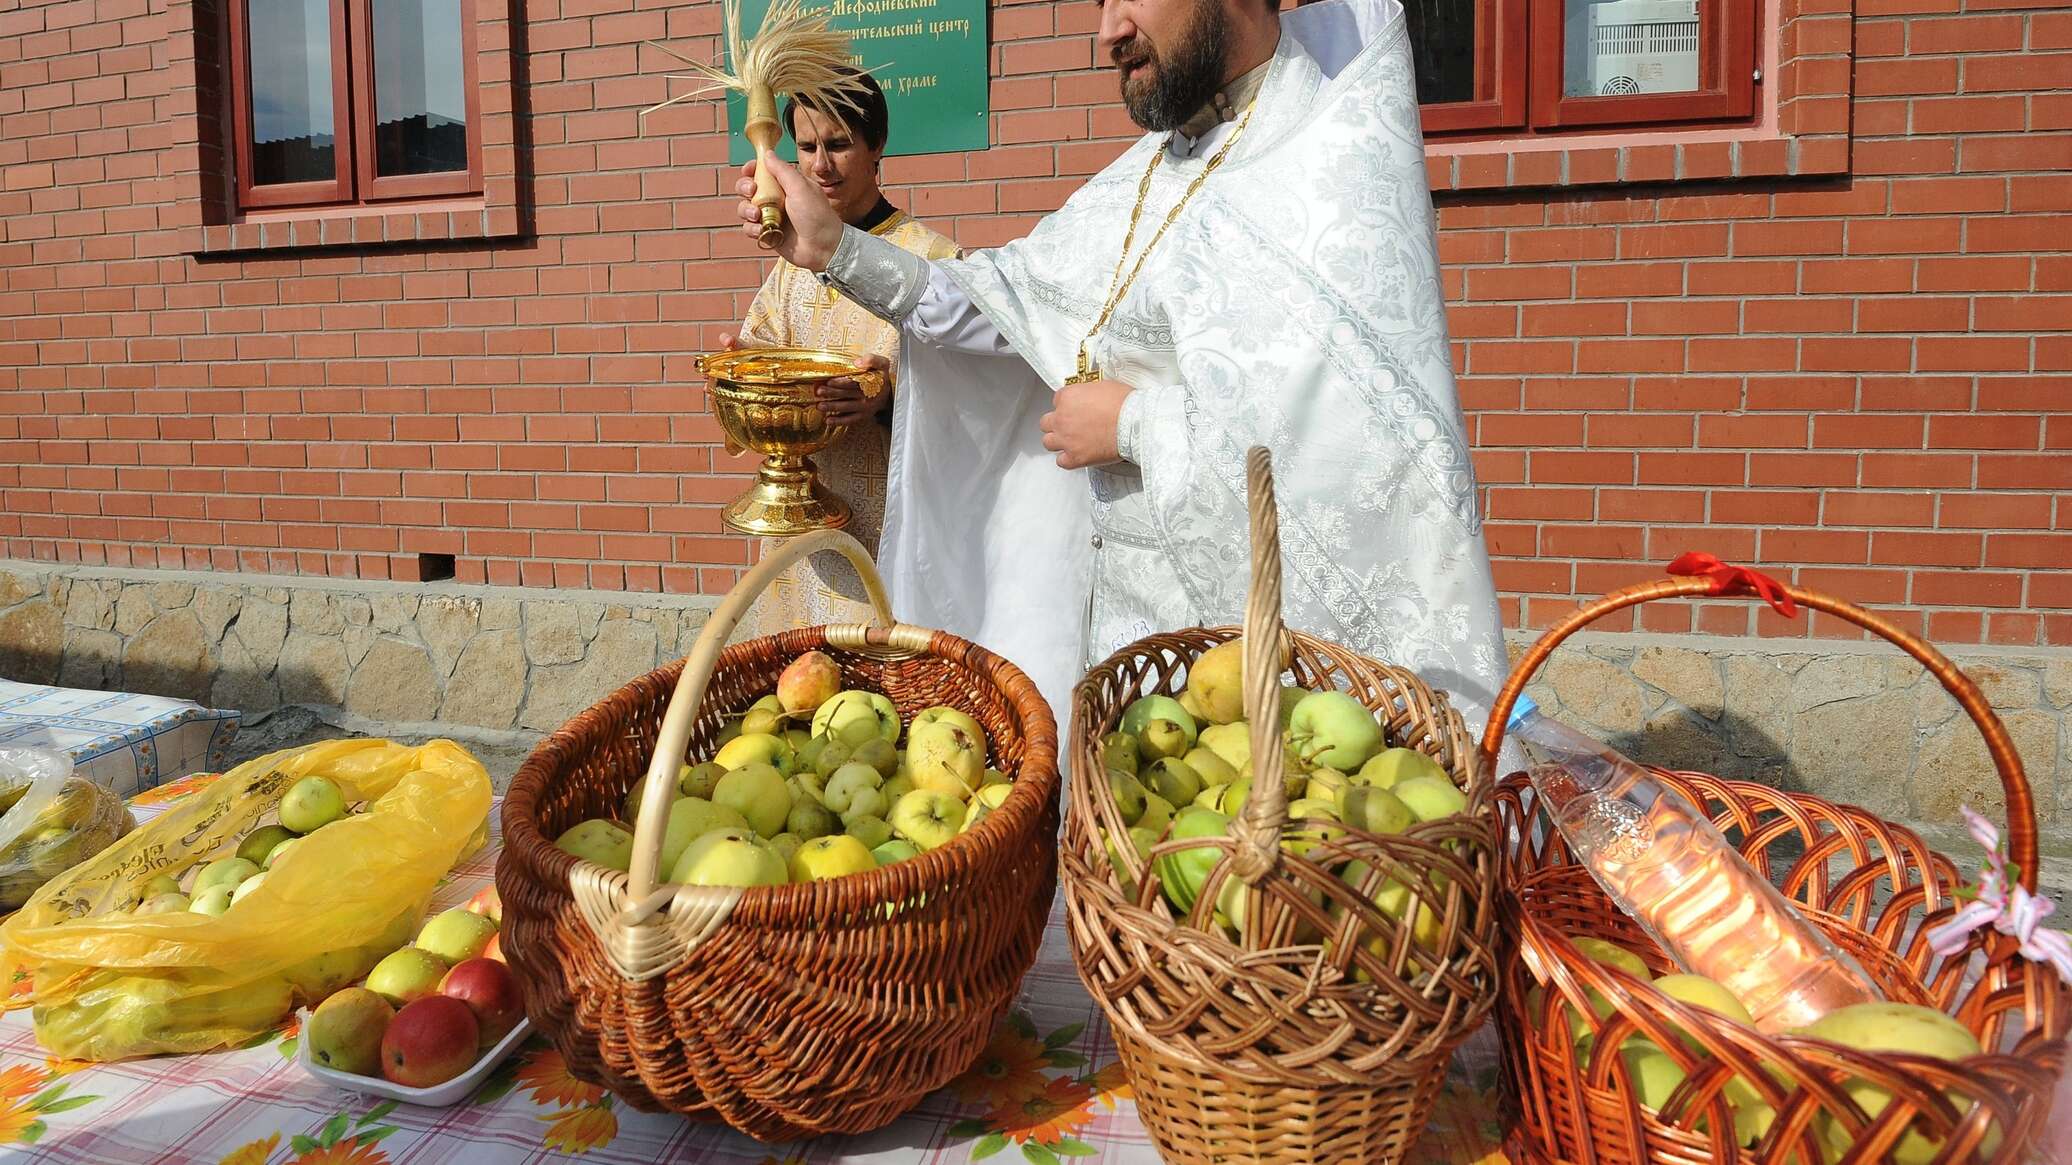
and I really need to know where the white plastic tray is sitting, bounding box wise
[294,1006,532,1107]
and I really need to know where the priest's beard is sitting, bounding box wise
[1115,0,1231,132]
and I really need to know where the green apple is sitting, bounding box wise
[1802,1001,1987,1165]
[417,907,500,963]
[844,814,895,850]
[366,946,449,1007]
[1339,785,1415,835]
[554,819,635,871]
[668,828,789,887]
[1121,694,1196,742]
[714,732,795,777]
[189,885,234,915]
[849,737,899,779]
[1182,747,1237,788]
[229,871,269,905]
[785,797,838,840]
[810,690,899,745]
[789,834,877,881]
[1197,722,1251,774]
[237,825,297,867]
[791,768,829,806]
[1649,974,1754,1041]
[136,892,191,915]
[890,789,966,850]
[1100,732,1139,777]
[1154,807,1232,914]
[1288,691,1383,772]
[279,775,348,834]
[1356,747,1447,790]
[263,837,301,869]
[195,856,260,894]
[143,873,183,898]
[1391,776,1468,822]
[677,760,726,800]
[713,762,793,837]
[822,762,888,824]
[1142,757,1202,808]
[905,720,985,798]
[872,839,920,866]
[657,797,751,872]
[1276,685,1307,729]
[1184,639,1246,725]
[912,706,987,751]
[1108,770,1149,825]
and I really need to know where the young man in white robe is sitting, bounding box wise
[729,0,1513,740]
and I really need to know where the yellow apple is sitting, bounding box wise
[1184,639,1246,725]
[789,834,876,881]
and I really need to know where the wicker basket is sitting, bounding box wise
[496,530,1060,1142]
[1482,569,2069,1165]
[1059,449,1501,1164]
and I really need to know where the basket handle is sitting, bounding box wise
[1228,448,1296,886]
[621,528,897,900]
[1474,571,2040,892]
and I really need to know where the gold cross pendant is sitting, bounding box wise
[1064,354,1101,386]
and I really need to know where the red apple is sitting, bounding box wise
[462,884,502,925]
[439,957,524,1046]
[380,995,480,1088]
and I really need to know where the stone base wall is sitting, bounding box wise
[2,559,2065,843]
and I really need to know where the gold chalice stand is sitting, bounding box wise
[701,346,884,536]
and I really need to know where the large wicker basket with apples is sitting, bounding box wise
[497,530,1059,1142]
[1059,449,1501,1164]
[1483,567,2069,1165]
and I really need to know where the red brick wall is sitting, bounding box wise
[0,0,2065,646]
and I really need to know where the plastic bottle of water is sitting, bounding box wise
[1507,694,1881,1032]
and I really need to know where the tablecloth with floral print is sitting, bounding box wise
[0,773,1510,1165]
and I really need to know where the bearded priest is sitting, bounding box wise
[731,0,1511,738]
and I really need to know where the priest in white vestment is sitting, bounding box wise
[731,0,1512,738]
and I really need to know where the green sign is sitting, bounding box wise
[725,0,989,162]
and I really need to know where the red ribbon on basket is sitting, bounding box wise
[1665,552,1799,619]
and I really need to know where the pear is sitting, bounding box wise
[1135,791,1175,836]
[1340,785,1415,835]
[1101,731,1139,777]
[677,760,726,800]
[1182,746,1237,787]
[1142,757,1202,809]
[1801,1002,1990,1165]
[1138,719,1193,763]
[1108,771,1149,825]
[1184,639,1246,725]
[1197,722,1252,775]
[1356,747,1447,790]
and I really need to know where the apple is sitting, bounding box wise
[1122,694,1197,744]
[1276,685,1307,729]
[973,783,1012,812]
[1142,757,1202,808]
[765,832,803,866]
[439,957,524,1046]
[1288,691,1383,772]
[790,834,877,881]
[1135,791,1174,836]
[658,797,751,873]
[777,650,843,715]
[890,789,966,850]
[849,737,899,779]
[307,987,394,1076]
[237,825,297,867]
[822,762,888,824]
[1197,722,1252,775]
[880,773,916,806]
[1100,732,1140,776]
[1802,1001,1987,1165]
[262,837,301,869]
[417,908,500,964]
[911,706,987,752]
[845,814,896,850]
[143,873,183,898]
[367,946,451,1007]
[1108,770,1149,825]
[713,762,794,837]
[280,775,348,834]
[1648,973,1754,1046]
[288,948,364,998]
[1339,786,1415,836]
[1356,747,1447,790]
[905,720,985,799]
[1391,776,1468,822]
[785,797,838,840]
[1182,747,1237,788]
[554,819,634,871]
[230,872,269,905]
[481,933,504,963]
[381,995,480,1088]
[714,732,795,777]
[1154,807,1232,914]
[668,828,789,887]
[462,884,502,924]
[195,856,260,895]
[677,760,726,800]
[189,885,234,915]
[872,839,920,866]
[810,690,899,745]
[625,773,680,823]
[981,767,1009,787]
[1184,639,1246,725]
[137,892,191,915]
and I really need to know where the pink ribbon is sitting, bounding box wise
[1924,805,2072,986]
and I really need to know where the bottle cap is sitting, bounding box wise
[1505,694,1538,730]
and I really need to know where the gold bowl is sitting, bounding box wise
[700,346,885,537]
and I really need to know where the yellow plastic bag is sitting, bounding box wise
[0,739,491,1061]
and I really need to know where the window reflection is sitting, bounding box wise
[372,0,469,176]
[247,0,335,185]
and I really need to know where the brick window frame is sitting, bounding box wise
[165,0,524,254]
[1424,0,1852,193]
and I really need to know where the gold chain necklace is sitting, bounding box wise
[1065,104,1257,385]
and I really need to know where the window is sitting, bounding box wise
[226,0,482,211]
[1400,0,1758,137]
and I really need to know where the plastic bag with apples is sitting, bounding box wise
[0,739,491,1062]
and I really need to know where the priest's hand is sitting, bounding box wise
[735,156,843,273]
[1041,380,1130,470]
[818,354,893,427]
